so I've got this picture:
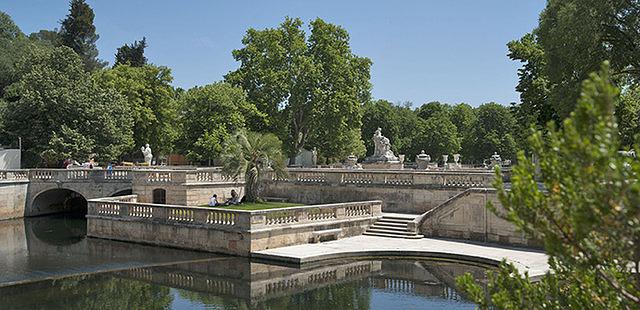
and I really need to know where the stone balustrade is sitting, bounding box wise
[264,168,494,188]
[88,195,382,233]
[87,195,382,255]
[1,167,238,185]
[0,170,29,182]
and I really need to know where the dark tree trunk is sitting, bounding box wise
[244,166,259,202]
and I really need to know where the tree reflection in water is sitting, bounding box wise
[0,259,485,310]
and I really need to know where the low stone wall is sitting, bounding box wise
[412,188,536,247]
[131,168,244,206]
[0,171,29,220]
[86,195,382,256]
[261,169,495,214]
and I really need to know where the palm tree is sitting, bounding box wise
[220,131,287,202]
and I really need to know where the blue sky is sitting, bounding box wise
[3,1,545,107]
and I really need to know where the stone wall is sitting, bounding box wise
[86,195,382,256]
[414,188,537,247]
[0,181,28,220]
[131,169,244,206]
[261,169,495,214]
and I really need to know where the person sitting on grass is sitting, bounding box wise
[225,190,240,205]
[208,194,219,207]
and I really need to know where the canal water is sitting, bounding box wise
[0,214,487,309]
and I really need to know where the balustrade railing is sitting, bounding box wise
[0,170,29,181]
[87,195,382,232]
[263,168,494,188]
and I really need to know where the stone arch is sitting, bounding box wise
[152,188,166,204]
[30,188,88,216]
[110,188,133,197]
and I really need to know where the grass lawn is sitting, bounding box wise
[199,201,302,211]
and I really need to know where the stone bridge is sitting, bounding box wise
[0,168,243,219]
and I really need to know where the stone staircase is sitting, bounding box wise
[364,213,424,239]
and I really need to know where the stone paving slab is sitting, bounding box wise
[252,235,549,279]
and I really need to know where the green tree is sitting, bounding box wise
[2,46,133,166]
[361,100,420,158]
[226,17,371,163]
[94,64,178,158]
[0,11,22,40]
[411,114,460,163]
[466,103,518,162]
[305,18,371,162]
[220,131,286,202]
[178,82,263,164]
[450,103,477,161]
[59,0,106,71]
[416,101,451,120]
[537,0,640,119]
[28,29,61,46]
[507,32,554,129]
[457,63,640,309]
[617,86,640,147]
[114,37,147,67]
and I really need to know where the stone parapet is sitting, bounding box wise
[263,168,494,189]
[86,195,382,256]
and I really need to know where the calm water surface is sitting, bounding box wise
[0,214,486,309]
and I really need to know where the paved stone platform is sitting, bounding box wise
[253,235,549,279]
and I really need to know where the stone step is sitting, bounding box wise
[363,231,424,239]
[371,222,408,229]
[370,224,409,232]
[381,213,419,220]
[365,228,418,236]
[377,218,412,225]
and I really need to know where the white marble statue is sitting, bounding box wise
[141,143,153,166]
[367,128,399,162]
[489,152,502,168]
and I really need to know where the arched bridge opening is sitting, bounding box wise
[31,189,88,216]
[111,189,133,197]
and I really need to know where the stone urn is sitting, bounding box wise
[344,154,360,169]
[415,150,431,170]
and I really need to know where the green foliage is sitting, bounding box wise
[114,37,147,67]
[466,103,518,162]
[416,101,451,120]
[178,82,262,163]
[457,63,640,309]
[226,17,371,162]
[94,64,178,157]
[2,46,133,166]
[538,0,640,119]
[450,103,477,160]
[412,114,460,162]
[0,11,23,40]
[617,86,640,147]
[507,32,554,129]
[59,0,106,71]
[221,131,286,202]
[361,100,420,157]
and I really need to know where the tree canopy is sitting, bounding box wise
[226,17,371,163]
[2,46,133,166]
[59,0,106,71]
[114,37,148,67]
[178,82,263,164]
[94,64,178,158]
